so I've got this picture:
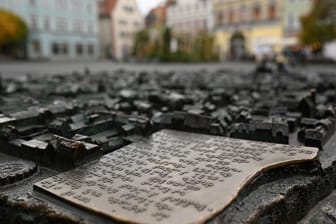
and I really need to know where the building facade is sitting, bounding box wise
[0,0,99,60]
[98,0,144,61]
[98,0,116,59]
[214,0,283,60]
[214,0,312,60]
[166,0,214,36]
[283,0,312,46]
[146,5,167,28]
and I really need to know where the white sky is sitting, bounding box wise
[136,0,162,15]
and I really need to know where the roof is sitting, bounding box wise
[98,0,118,17]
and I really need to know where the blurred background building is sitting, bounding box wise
[132,0,217,62]
[0,0,335,62]
[132,2,170,62]
[283,0,312,47]
[0,0,100,60]
[166,0,214,36]
[146,4,167,27]
[163,0,216,61]
[213,0,313,60]
[214,0,283,60]
[98,0,144,61]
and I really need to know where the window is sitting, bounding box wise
[73,20,84,33]
[56,0,67,9]
[253,3,261,21]
[88,22,94,34]
[120,31,129,38]
[44,17,50,31]
[32,40,40,54]
[119,20,127,25]
[216,11,224,26]
[31,15,37,30]
[287,13,294,30]
[60,43,68,54]
[123,5,134,13]
[76,43,83,55]
[229,9,234,24]
[240,5,247,23]
[52,43,59,55]
[268,2,277,20]
[88,44,94,55]
[56,17,67,32]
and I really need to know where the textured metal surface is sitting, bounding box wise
[0,160,37,186]
[34,130,318,224]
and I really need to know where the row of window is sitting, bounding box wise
[52,43,95,55]
[215,2,278,26]
[29,0,94,13]
[32,41,95,56]
[173,20,207,32]
[122,5,134,13]
[286,13,301,30]
[98,1,135,13]
[30,16,96,34]
[118,20,142,28]
[119,31,137,39]
[169,1,210,14]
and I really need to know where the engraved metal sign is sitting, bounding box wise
[34,130,318,224]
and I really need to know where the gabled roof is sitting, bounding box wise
[98,0,118,17]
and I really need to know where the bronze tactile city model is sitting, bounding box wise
[0,68,336,224]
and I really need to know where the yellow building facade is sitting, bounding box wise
[214,0,285,60]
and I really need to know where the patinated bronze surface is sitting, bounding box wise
[34,130,318,224]
[0,154,37,186]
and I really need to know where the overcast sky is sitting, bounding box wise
[136,0,162,15]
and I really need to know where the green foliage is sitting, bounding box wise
[300,0,336,46]
[195,32,217,61]
[0,8,28,47]
[133,29,150,58]
[161,27,171,61]
[133,26,218,62]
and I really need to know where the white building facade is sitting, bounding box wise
[98,0,144,61]
[166,0,214,36]
[0,0,100,60]
[283,0,312,46]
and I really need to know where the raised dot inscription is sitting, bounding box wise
[34,129,318,224]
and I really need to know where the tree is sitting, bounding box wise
[133,29,150,59]
[195,32,216,61]
[133,26,218,62]
[161,27,171,61]
[0,8,28,48]
[300,0,336,46]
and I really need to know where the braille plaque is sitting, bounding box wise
[34,130,318,224]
